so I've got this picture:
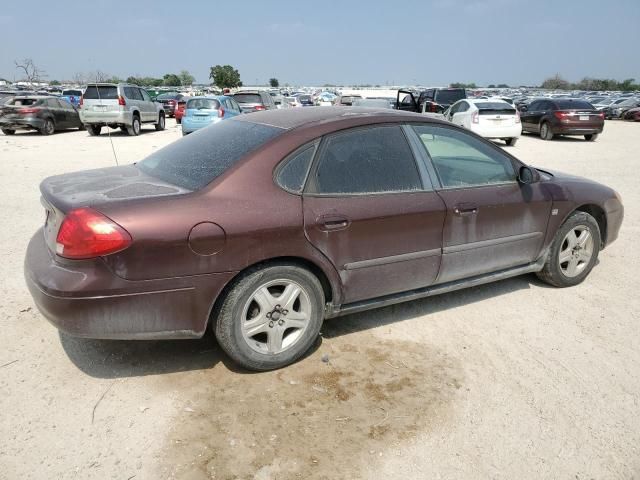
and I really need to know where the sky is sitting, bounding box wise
[0,0,638,87]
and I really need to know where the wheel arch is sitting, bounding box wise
[205,255,339,332]
[574,204,607,247]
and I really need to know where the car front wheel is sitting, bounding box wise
[537,211,600,288]
[215,263,325,371]
[2,128,15,135]
[505,137,518,146]
[40,118,55,135]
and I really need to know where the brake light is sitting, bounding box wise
[472,111,479,124]
[515,110,521,124]
[254,105,266,111]
[55,208,132,259]
[118,96,126,106]
[19,108,41,115]
[554,111,571,120]
[598,112,605,119]
[218,107,225,118]
[79,96,83,107]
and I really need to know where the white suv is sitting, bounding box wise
[80,83,165,136]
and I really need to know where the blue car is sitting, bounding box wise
[181,96,242,135]
[61,89,83,108]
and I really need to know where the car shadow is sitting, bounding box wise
[60,274,544,379]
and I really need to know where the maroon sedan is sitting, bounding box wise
[25,108,624,370]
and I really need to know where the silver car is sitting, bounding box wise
[80,83,165,136]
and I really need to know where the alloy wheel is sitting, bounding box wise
[240,279,312,355]
[558,225,594,278]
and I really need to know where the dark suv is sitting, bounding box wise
[231,90,277,113]
[520,99,604,141]
[397,88,467,113]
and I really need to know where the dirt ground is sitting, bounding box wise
[1,119,639,480]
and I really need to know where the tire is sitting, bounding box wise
[505,137,518,146]
[88,125,101,136]
[584,133,598,141]
[176,117,182,124]
[215,263,325,371]
[126,115,141,136]
[540,122,554,140]
[40,118,55,136]
[536,211,600,288]
[155,112,165,131]
[2,128,15,135]
[78,123,85,131]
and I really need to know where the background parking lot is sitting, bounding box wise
[1,120,639,479]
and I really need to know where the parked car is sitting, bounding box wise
[155,92,186,118]
[174,99,188,124]
[607,98,640,119]
[520,99,604,141]
[622,106,640,121]
[600,98,628,118]
[353,98,394,109]
[397,88,467,113]
[1,96,83,135]
[231,90,277,112]
[79,83,165,136]
[444,99,521,145]
[181,96,242,135]
[333,94,362,106]
[61,89,83,108]
[25,108,623,371]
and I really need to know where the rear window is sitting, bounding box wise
[434,89,466,105]
[62,90,82,96]
[298,95,312,103]
[233,93,262,104]
[137,120,283,190]
[187,98,220,110]
[157,93,179,100]
[7,98,41,106]
[554,100,594,110]
[83,86,118,100]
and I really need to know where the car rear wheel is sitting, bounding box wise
[40,118,55,135]
[540,122,553,140]
[505,137,518,146]
[176,118,182,124]
[536,211,600,288]
[126,116,141,136]
[155,112,165,131]
[88,125,101,136]
[584,133,598,141]
[2,128,15,135]
[215,263,325,371]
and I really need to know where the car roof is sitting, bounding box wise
[233,106,438,130]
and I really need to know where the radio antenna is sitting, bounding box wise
[92,74,119,166]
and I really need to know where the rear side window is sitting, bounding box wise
[137,119,283,190]
[83,86,118,100]
[311,126,422,195]
[276,144,317,193]
[554,100,594,110]
[434,89,466,105]
[234,93,262,104]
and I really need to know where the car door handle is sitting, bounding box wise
[454,204,478,216]
[319,215,350,231]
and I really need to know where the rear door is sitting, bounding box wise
[302,124,446,303]
[47,99,66,127]
[411,124,551,284]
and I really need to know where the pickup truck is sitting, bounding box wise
[396,87,467,114]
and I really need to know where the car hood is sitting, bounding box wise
[40,164,191,213]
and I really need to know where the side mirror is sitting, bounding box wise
[518,166,539,185]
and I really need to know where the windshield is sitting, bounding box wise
[137,119,283,190]
[186,98,220,110]
[233,93,262,104]
[83,86,118,100]
[434,89,466,105]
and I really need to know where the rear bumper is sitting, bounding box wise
[0,117,44,130]
[471,124,522,139]
[553,125,603,135]
[24,229,236,339]
[80,110,131,126]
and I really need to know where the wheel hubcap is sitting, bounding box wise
[241,279,311,355]
[558,225,594,278]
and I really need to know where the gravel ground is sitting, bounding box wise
[0,119,638,480]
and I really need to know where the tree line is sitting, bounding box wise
[540,74,639,91]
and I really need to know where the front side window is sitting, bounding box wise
[139,89,151,102]
[311,126,422,195]
[412,125,515,188]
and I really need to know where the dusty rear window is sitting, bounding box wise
[6,98,42,106]
[83,86,118,100]
[137,119,283,190]
[233,93,262,104]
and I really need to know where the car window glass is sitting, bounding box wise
[276,144,316,193]
[458,101,469,112]
[139,89,151,102]
[412,125,515,188]
[47,99,59,108]
[313,126,422,194]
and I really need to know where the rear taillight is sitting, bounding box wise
[218,107,225,118]
[515,110,521,124]
[55,208,132,259]
[430,103,437,113]
[19,108,41,115]
[472,111,479,124]
[79,96,83,107]
[254,105,266,111]
[598,112,605,119]
[118,96,126,106]
[554,111,571,120]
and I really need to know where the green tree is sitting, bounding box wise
[179,70,195,86]
[497,83,509,88]
[487,84,496,88]
[620,78,636,91]
[163,73,181,87]
[49,80,61,85]
[209,65,242,89]
[269,77,279,88]
[126,76,141,85]
[541,74,570,90]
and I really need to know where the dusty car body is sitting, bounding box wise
[25,108,623,370]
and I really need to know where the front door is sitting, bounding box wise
[410,124,552,284]
[303,125,446,304]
